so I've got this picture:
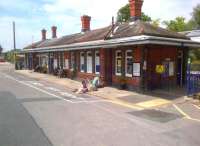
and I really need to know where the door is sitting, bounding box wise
[147,48,162,90]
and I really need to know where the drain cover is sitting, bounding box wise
[128,109,182,123]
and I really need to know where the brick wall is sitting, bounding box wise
[111,46,142,89]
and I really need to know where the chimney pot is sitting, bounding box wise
[129,0,143,21]
[51,26,57,38]
[81,15,91,32]
[41,29,46,41]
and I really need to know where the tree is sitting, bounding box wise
[151,19,160,27]
[0,45,3,55]
[117,4,151,22]
[163,17,189,32]
[191,4,200,28]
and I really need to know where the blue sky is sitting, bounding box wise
[0,0,199,51]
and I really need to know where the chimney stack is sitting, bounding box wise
[81,15,91,32]
[129,0,143,21]
[41,29,46,41]
[51,26,57,38]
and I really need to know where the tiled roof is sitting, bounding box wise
[24,20,189,50]
[25,26,112,49]
[23,40,49,49]
[110,20,189,39]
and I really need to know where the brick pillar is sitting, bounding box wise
[92,50,95,73]
[76,51,80,72]
[100,48,106,84]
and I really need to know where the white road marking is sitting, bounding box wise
[173,104,200,123]
[173,104,190,119]
[45,87,61,92]
[59,92,85,100]
[3,73,73,103]
[192,104,200,110]
[31,82,44,87]
[2,73,111,104]
[73,99,110,104]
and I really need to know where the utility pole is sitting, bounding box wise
[13,21,17,69]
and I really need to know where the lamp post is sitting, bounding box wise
[13,21,17,69]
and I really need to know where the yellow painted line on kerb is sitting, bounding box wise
[108,99,143,110]
[173,104,200,123]
[136,99,171,108]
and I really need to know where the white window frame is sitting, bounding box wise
[125,50,133,77]
[87,51,93,73]
[80,52,85,72]
[95,51,100,74]
[115,50,122,76]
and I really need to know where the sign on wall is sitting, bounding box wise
[54,59,58,69]
[156,65,165,74]
[133,63,140,76]
[169,61,174,76]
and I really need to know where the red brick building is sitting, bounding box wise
[23,0,200,91]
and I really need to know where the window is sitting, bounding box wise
[95,51,100,74]
[80,52,85,72]
[125,50,133,77]
[115,50,122,76]
[87,51,92,73]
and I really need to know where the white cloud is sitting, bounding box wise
[43,0,127,28]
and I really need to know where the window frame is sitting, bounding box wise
[95,51,100,74]
[115,50,122,76]
[80,52,85,72]
[87,51,93,73]
[125,50,133,77]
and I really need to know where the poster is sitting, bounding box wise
[156,65,165,74]
[133,63,140,76]
[169,61,174,76]
[54,59,57,69]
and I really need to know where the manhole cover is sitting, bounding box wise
[128,109,182,123]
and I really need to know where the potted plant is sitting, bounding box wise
[119,76,127,89]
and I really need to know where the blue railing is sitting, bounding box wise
[187,64,200,96]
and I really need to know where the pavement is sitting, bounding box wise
[15,69,175,110]
[0,62,200,146]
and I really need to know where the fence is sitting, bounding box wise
[187,64,200,96]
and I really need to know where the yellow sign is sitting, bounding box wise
[156,65,165,74]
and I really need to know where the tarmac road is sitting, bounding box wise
[0,63,200,146]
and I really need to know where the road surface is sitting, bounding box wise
[0,63,200,146]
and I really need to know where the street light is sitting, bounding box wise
[13,21,17,69]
